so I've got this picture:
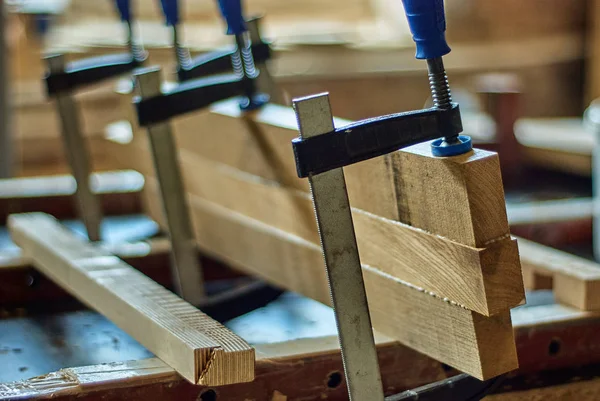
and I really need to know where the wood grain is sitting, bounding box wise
[140,177,518,380]
[8,213,255,386]
[390,141,510,247]
[104,97,522,377]
[108,131,523,316]
[0,170,143,223]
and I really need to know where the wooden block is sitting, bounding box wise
[166,101,400,219]
[8,213,255,386]
[163,101,513,249]
[141,177,518,380]
[517,237,600,311]
[105,99,521,377]
[0,170,143,223]
[118,133,523,316]
[389,142,509,247]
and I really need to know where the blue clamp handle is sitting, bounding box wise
[114,0,132,22]
[216,0,246,35]
[159,0,179,26]
[401,0,451,59]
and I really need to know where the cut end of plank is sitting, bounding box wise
[480,238,526,316]
[393,143,510,248]
[473,310,519,379]
[197,347,256,386]
[8,213,255,386]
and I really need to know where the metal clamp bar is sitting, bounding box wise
[386,373,506,401]
[133,73,243,127]
[292,104,463,178]
[293,93,385,401]
[134,66,205,305]
[46,55,103,242]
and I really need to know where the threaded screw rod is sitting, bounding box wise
[427,57,458,145]
[233,32,259,102]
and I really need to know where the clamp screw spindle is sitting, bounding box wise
[217,0,268,110]
[402,0,471,156]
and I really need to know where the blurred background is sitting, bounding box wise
[3,0,600,246]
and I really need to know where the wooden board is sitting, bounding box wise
[0,169,143,222]
[514,118,593,176]
[122,132,522,316]
[133,99,515,245]
[517,237,600,311]
[101,97,522,378]
[141,177,517,380]
[8,213,255,386]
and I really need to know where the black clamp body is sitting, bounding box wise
[134,73,255,127]
[45,53,146,96]
[292,104,463,178]
[177,41,271,82]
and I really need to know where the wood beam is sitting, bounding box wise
[8,213,255,386]
[104,99,522,378]
[144,99,515,246]
[517,237,600,311]
[106,101,524,315]
[0,170,143,223]
[142,177,517,380]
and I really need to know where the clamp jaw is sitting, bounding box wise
[45,53,145,96]
[293,104,462,177]
[133,73,254,127]
[157,0,274,89]
[176,18,273,83]
[155,0,269,109]
[44,0,146,96]
[292,0,472,180]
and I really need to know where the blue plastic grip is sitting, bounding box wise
[114,0,131,22]
[401,0,451,59]
[216,0,246,35]
[159,0,179,26]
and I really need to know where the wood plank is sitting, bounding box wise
[514,118,592,176]
[141,177,518,380]
[164,100,512,247]
[115,132,523,316]
[389,141,510,247]
[119,99,515,249]
[506,198,593,226]
[517,237,600,311]
[105,98,522,376]
[0,170,143,223]
[7,213,254,386]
